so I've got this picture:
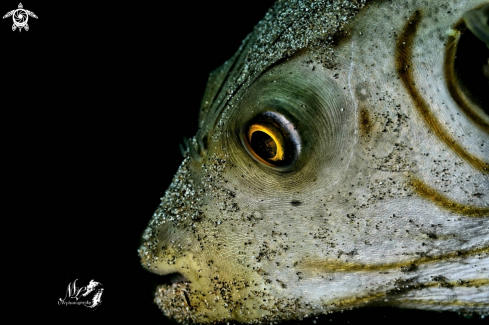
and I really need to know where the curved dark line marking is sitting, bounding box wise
[331,279,489,309]
[411,177,489,217]
[389,299,489,308]
[445,20,489,134]
[359,108,371,136]
[301,246,489,273]
[396,10,489,173]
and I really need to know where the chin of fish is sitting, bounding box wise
[139,0,489,323]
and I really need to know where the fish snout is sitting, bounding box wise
[139,222,198,278]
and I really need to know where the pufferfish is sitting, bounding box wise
[139,0,489,323]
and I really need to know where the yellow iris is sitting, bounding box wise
[247,124,285,162]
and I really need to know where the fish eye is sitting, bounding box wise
[446,4,489,121]
[243,112,300,168]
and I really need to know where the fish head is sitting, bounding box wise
[140,0,489,323]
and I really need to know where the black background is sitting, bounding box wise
[2,1,486,324]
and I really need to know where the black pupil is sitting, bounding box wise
[455,24,489,113]
[250,131,277,160]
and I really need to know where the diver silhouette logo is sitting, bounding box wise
[3,3,38,32]
[58,279,104,309]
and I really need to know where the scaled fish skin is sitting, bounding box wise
[139,0,489,323]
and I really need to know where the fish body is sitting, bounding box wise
[139,0,489,323]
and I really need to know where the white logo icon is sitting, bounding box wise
[58,279,104,309]
[3,3,37,32]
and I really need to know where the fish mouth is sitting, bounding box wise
[139,243,199,320]
[165,272,189,285]
[154,272,195,323]
[156,271,192,298]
